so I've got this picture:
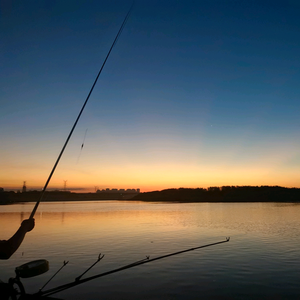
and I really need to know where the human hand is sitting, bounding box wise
[21,218,35,232]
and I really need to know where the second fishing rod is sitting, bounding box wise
[36,237,230,297]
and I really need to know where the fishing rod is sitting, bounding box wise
[29,3,134,219]
[35,238,230,297]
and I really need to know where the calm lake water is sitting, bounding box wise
[1,201,300,299]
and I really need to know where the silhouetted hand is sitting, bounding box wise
[20,218,35,232]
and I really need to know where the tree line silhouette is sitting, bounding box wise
[132,186,300,202]
[1,186,300,204]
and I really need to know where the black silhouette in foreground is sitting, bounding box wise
[0,218,35,299]
[0,218,35,260]
[3,238,230,299]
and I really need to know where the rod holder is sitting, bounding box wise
[76,253,105,282]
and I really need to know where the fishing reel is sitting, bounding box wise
[7,259,49,300]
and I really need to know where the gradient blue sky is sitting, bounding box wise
[1,0,300,192]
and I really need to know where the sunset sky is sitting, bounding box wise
[1,0,300,192]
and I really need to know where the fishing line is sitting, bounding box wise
[29,2,134,219]
[76,128,88,164]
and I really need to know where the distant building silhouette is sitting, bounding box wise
[96,188,140,194]
[22,181,26,193]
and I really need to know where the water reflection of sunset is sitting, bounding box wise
[1,200,299,264]
[1,201,300,300]
[2,201,300,247]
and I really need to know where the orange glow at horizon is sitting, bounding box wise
[1,160,300,193]
[1,129,300,192]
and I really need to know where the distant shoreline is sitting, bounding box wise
[131,186,300,203]
[0,190,139,204]
[1,186,300,204]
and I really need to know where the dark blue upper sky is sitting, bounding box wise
[1,0,300,191]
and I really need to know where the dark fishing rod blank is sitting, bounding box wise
[29,3,134,219]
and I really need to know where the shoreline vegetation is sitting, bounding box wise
[1,186,300,204]
[132,186,300,202]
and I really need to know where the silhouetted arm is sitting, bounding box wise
[0,219,35,259]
